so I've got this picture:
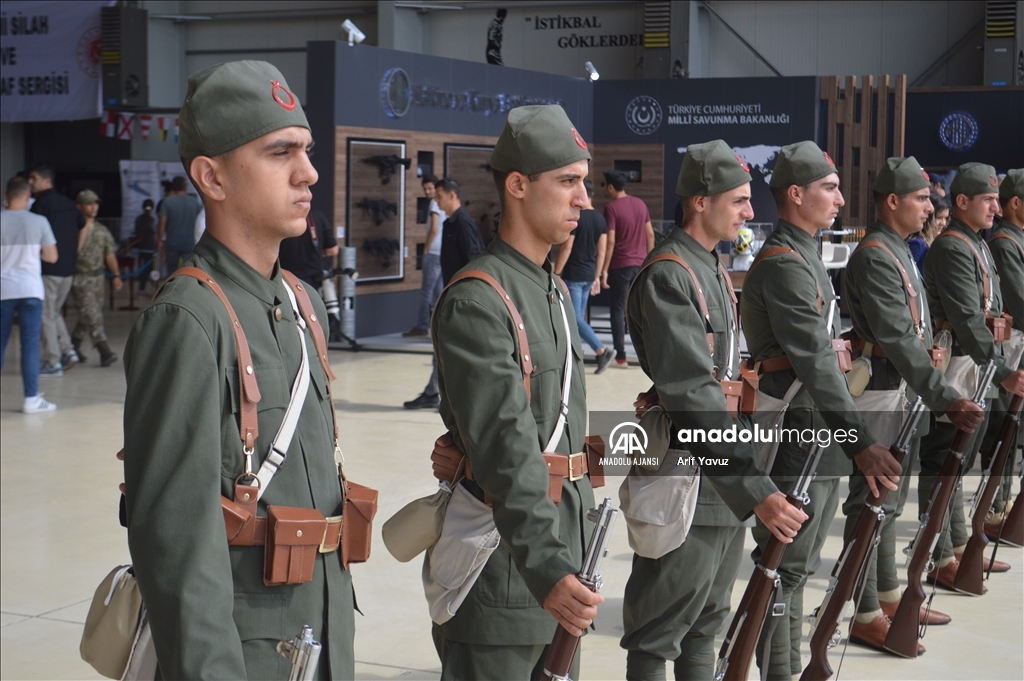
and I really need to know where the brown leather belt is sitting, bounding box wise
[853,337,889,358]
[758,354,795,373]
[222,484,344,552]
[758,339,853,374]
[467,451,590,505]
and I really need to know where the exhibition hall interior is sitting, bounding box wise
[1,1,1022,680]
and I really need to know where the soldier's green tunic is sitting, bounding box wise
[921,217,1006,554]
[844,220,961,612]
[622,227,777,680]
[71,221,117,346]
[981,217,1024,513]
[741,220,874,679]
[430,236,594,677]
[123,233,354,680]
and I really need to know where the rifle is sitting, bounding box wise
[277,625,322,681]
[999,458,1024,547]
[883,360,997,658]
[952,393,1024,594]
[541,497,618,681]
[714,439,826,681]
[800,398,927,681]
[361,155,412,184]
[362,238,400,269]
[355,198,399,226]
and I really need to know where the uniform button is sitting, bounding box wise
[274,308,283,321]
[524,354,530,361]
[246,365,253,374]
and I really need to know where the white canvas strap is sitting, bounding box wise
[543,288,574,453]
[255,282,312,500]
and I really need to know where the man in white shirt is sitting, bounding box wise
[404,174,446,337]
[1,176,59,412]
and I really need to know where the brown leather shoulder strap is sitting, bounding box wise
[990,232,1024,258]
[444,269,535,401]
[718,262,739,331]
[856,240,922,335]
[633,252,714,356]
[280,270,337,381]
[938,230,992,307]
[167,266,262,450]
[749,245,823,313]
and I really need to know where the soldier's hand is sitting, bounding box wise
[946,396,985,432]
[431,432,465,483]
[753,491,807,543]
[853,443,902,496]
[633,385,660,418]
[1000,370,1024,397]
[542,574,603,636]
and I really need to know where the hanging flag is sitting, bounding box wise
[100,111,116,137]
[157,116,168,142]
[139,115,153,141]
[116,112,136,140]
[173,117,180,144]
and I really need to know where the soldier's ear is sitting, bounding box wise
[506,171,528,201]
[190,156,227,203]
[787,184,803,207]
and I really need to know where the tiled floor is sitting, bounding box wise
[1,298,1021,680]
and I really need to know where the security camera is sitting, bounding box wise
[342,19,365,46]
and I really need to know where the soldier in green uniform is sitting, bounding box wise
[842,156,985,651]
[621,140,808,681]
[920,163,1024,587]
[428,105,603,679]
[979,169,1024,534]
[70,189,122,367]
[740,141,902,680]
[122,61,355,679]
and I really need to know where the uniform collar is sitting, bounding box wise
[671,227,719,270]
[192,231,283,305]
[487,234,554,291]
[867,220,908,245]
[995,217,1024,235]
[774,219,818,253]
[947,218,984,242]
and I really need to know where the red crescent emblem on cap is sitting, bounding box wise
[823,151,835,167]
[735,155,751,172]
[921,169,930,181]
[571,128,587,150]
[989,174,999,187]
[272,80,296,111]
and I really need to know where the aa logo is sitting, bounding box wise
[610,422,648,456]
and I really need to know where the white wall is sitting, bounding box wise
[407,0,985,85]
[698,1,984,84]
[424,2,646,80]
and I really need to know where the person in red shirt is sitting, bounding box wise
[600,170,654,365]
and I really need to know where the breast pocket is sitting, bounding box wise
[526,338,560,429]
[221,363,288,479]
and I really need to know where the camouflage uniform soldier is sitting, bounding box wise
[71,189,122,366]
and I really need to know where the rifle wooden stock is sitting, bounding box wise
[801,442,909,681]
[953,394,1024,594]
[883,428,969,658]
[1002,485,1024,547]
[542,625,580,681]
[716,495,802,681]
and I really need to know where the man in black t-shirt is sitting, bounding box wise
[554,177,611,373]
[28,163,86,374]
[405,178,483,409]
[278,207,337,290]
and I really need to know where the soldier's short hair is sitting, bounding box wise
[491,170,541,210]
[770,184,808,209]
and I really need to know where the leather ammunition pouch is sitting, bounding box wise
[721,367,760,417]
[341,480,378,568]
[264,506,331,586]
[987,313,1013,343]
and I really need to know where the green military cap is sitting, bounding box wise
[179,60,309,159]
[872,156,930,196]
[489,105,591,176]
[75,189,100,205]
[676,140,752,197]
[949,162,1000,198]
[770,140,837,188]
[999,168,1024,202]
